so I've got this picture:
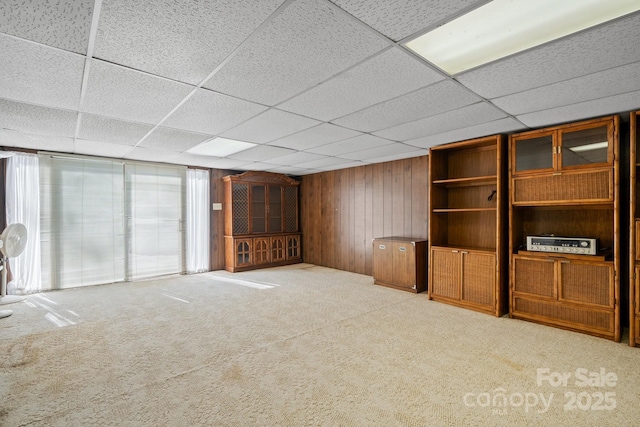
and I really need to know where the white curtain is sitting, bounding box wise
[186,168,210,274]
[5,153,42,294]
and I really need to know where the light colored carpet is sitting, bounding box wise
[1,263,639,426]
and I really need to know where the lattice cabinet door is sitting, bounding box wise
[284,186,299,232]
[254,237,271,265]
[559,261,613,308]
[430,248,461,300]
[231,183,250,234]
[286,235,301,260]
[461,252,496,308]
[271,236,286,263]
[234,239,253,268]
[512,256,555,299]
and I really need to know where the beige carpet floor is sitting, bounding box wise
[1,263,639,426]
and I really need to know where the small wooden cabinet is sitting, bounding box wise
[372,237,427,293]
[223,171,301,272]
[509,115,620,341]
[428,135,507,316]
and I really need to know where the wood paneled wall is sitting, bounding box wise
[210,168,235,271]
[300,156,428,276]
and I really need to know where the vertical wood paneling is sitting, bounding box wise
[372,162,385,244]
[411,156,429,239]
[321,171,335,268]
[301,173,321,265]
[364,165,374,275]
[300,155,429,276]
[210,168,232,271]
[403,159,413,237]
[392,160,404,236]
[354,166,366,274]
[335,169,345,270]
[383,162,394,236]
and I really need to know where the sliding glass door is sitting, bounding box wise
[125,163,186,280]
[40,155,188,290]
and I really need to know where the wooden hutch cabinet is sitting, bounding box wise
[372,237,427,293]
[509,115,620,341]
[630,110,640,347]
[428,135,508,316]
[223,171,301,272]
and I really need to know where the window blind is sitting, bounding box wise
[39,155,125,290]
[125,163,186,280]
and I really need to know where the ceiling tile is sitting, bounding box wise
[457,12,640,98]
[0,128,74,152]
[265,151,326,166]
[228,144,296,162]
[278,47,443,121]
[339,142,417,160]
[124,146,187,163]
[204,0,390,105]
[93,0,285,84]
[234,162,281,171]
[405,117,526,149]
[373,102,507,141]
[314,161,364,171]
[330,0,486,41]
[0,34,84,110]
[78,114,153,146]
[172,153,250,169]
[266,165,315,175]
[516,90,640,129]
[163,88,268,135]
[73,139,134,158]
[492,61,640,116]
[295,156,353,169]
[363,149,429,164]
[0,0,93,54]
[82,60,194,124]
[0,98,77,137]
[139,127,213,152]
[222,109,320,144]
[268,123,361,150]
[332,80,482,132]
[307,134,391,156]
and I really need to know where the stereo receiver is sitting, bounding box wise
[526,235,597,255]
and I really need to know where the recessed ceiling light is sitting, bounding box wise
[405,0,640,75]
[568,141,608,152]
[187,137,256,157]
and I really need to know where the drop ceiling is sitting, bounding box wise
[1,0,639,175]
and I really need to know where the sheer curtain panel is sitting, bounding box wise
[5,153,42,294]
[186,168,210,274]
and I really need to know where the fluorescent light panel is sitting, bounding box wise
[187,137,256,157]
[405,0,640,75]
[568,141,608,152]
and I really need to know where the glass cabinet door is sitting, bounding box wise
[251,185,266,233]
[513,133,554,174]
[560,124,610,168]
[268,185,282,232]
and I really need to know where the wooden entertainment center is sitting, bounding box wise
[508,115,620,341]
[223,171,301,272]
